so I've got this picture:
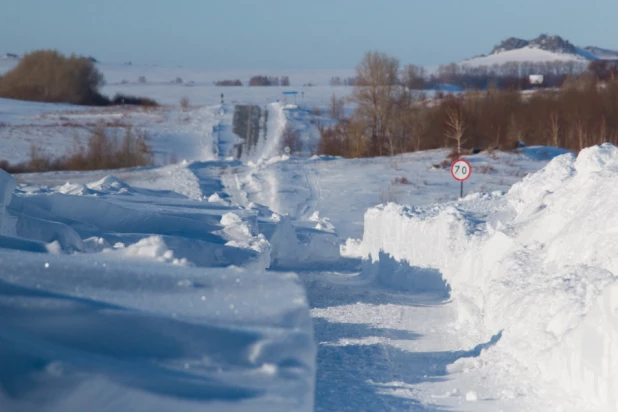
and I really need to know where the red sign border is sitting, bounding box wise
[450,158,472,182]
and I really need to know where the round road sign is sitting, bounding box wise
[451,159,471,182]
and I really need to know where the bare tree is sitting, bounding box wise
[400,64,425,94]
[329,94,345,120]
[445,100,467,154]
[352,51,399,156]
[281,124,302,154]
[547,110,561,148]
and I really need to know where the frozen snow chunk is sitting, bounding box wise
[45,241,62,255]
[340,238,363,258]
[87,175,130,194]
[16,214,84,252]
[465,391,478,402]
[207,192,226,203]
[56,182,96,196]
[0,169,17,236]
[309,211,336,232]
[574,142,618,174]
[268,215,340,270]
[218,212,271,270]
[83,236,112,252]
[0,169,16,207]
[308,211,321,222]
[121,236,189,266]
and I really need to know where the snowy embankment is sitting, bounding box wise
[355,144,618,410]
[0,164,316,412]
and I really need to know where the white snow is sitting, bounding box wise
[461,46,587,67]
[0,250,315,412]
[1,66,616,412]
[0,152,318,411]
[355,144,618,411]
[0,169,17,237]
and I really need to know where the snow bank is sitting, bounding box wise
[359,202,477,269]
[217,212,271,270]
[0,169,16,237]
[115,235,190,266]
[357,144,618,410]
[267,215,340,270]
[0,249,315,412]
[1,170,83,252]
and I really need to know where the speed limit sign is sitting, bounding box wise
[451,159,471,182]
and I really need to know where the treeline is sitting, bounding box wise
[215,79,243,86]
[428,60,589,90]
[248,75,291,87]
[328,59,617,91]
[329,76,358,86]
[318,51,618,158]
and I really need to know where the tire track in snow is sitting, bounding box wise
[297,165,322,220]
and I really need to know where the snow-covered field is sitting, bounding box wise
[0,60,355,107]
[1,69,618,412]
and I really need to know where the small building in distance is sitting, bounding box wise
[529,74,544,86]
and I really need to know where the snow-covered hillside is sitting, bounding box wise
[584,46,618,60]
[460,34,618,68]
[1,82,618,412]
[461,46,588,67]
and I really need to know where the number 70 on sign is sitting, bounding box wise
[450,159,471,182]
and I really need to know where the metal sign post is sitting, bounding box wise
[450,158,472,198]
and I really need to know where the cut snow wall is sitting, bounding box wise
[359,202,479,270]
[358,144,618,411]
[0,169,16,237]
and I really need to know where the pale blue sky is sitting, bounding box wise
[2,0,617,69]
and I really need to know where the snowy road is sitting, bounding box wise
[307,273,457,412]
[2,99,616,411]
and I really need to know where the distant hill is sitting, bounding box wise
[461,34,618,67]
[582,46,618,60]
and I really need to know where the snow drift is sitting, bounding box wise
[0,250,315,412]
[0,165,319,411]
[357,144,618,411]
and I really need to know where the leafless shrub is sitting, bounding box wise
[281,124,302,154]
[329,94,345,120]
[0,50,109,105]
[379,184,400,204]
[215,79,243,86]
[112,94,159,107]
[180,96,190,110]
[1,123,153,173]
[476,165,495,174]
[392,176,410,184]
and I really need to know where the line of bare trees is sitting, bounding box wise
[248,75,291,86]
[318,51,618,158]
